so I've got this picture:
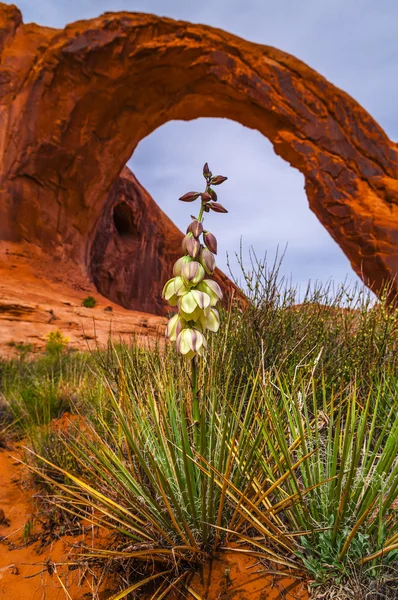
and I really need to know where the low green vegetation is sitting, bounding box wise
[82,295,97,308]
[45,330,70,356]
[0,261,397,599]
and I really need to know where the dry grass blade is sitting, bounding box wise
[106,570,173,600]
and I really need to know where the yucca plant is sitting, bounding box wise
[25,167,316,598]
[27,340,313,598]
[23,340,398,595]
[233,369,398,586]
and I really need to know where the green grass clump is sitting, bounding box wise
[45,330,69,356]
[0,350,97,430]
[82,296,97,308]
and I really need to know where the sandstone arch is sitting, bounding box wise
[0,3,397,311]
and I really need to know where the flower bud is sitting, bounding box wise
[208,188,217,201]
[162,278,175,299]
[181,261,205,285]
[178,289,211,321]
[162,278,179,306]
[179,191,200,202]
[203,231,217,255]
[173,276,190,297]
[209,202,228,214]
[182,233,201,258]
[201,192,212,202]
[191,289,211,310]
[173,255,193,276]
[199,247,216,274]
[176,317,185,338]
[197,279,223,306]
[189,220,203,238]
[211,175,228,186]
[203,163,212,178]
[180,290,211,314]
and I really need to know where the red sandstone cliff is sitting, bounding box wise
[0,3,397,314]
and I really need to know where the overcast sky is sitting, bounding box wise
[9,0,398,297]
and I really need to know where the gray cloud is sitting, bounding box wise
[8,0,396,296]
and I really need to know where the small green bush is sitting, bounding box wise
[82,296,97,308]
[12,341,34,358]
[45,330,69,356]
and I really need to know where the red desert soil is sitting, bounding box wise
[0,446,112,599]
[0,241,166,358]
[0,442,309,600]
[179,552,309,600]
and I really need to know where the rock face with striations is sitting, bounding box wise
[0,2,397,312]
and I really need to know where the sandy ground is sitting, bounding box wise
[184,552,310,599]
[0,446,113,599]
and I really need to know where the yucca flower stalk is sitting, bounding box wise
[162,163,227,444]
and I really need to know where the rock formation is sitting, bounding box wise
[0,3,397,310]
[89,168,189,313]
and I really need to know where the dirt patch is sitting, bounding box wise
[182,551,309,600]
[0,446,111,599]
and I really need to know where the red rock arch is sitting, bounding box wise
[0,4,397,309]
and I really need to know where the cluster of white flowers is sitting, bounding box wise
[162,163,228,359]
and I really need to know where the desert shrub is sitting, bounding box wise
[0,350,97,431]
[82,296,97,308]
[219,248,398,401]
[45,330,69,356]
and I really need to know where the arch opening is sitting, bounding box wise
[89,117,367,313]
[113,202,139,239]
[127,118,362,296]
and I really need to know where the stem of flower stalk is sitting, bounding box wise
[197,182,211,223]
[191,355,200,446]
[190,184,211,443]
[190,195,206,444]
[197,203,204,223]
